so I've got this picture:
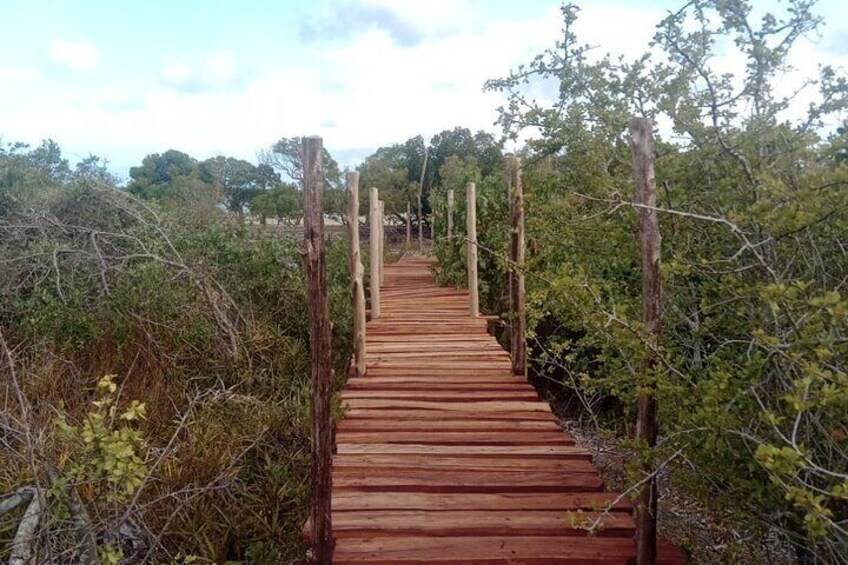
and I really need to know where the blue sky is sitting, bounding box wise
[1,0,846,179]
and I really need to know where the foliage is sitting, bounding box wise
[440,1,848,560]
[0,142,353,563]
[258,136,346,220]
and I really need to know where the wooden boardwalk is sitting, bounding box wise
[333,256,685,564]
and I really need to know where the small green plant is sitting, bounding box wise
[56,374,148,502]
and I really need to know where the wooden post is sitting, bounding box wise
[406,201,412,251]
[418,147,429,253]
[369,187,380,320]
[302,136,333,564]
[379,200,385,285]
[347,172,366,378]
[466,182,479,317]
[447,189,454,242]
[506,156,526,377]
[631,117,661,565]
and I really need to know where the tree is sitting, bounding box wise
[249,182,301,225]
[471,1,848,561]
[357,144,416,221]
[429,127,501,188]
[259,137,345,219]
[199,156,277,215]
[127,150,200,199]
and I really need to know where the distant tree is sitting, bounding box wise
[127,150,199,199]
[74,155,119,185]
[259,136,345,219]
[27,139,71,183]
[199,156,278,215]
[428,127,501,188]
[358,144,416,221]
[249,182,301,225]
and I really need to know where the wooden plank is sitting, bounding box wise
[334,536,635,564]
[334,537,687,565]
[336,431,574,446]
[333,469,604,493]
[341,399,551,412]
[340,390,540,402]
[332,510,634,538]
[332,492,631,512]
[336,419,560,432]
[342,408,559,422]
[333,456,596,473]
[336,444,590,459]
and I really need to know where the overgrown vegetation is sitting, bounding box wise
[2,0,846,562]
[430,1,847,562]
[0,139,353,562]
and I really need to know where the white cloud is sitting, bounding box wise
[160,50,239,92]
[48,39,100,72]
[5,1,844,177]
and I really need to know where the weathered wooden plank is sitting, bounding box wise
[336,444,590,458]
[336,419,560,432]
[332,510,634,538]
[336,431,574,446]
[342,408,559,422]
[333,455,595,473]
[333,537,687,565]
[332,492,631,512]
[340,390,539,402]
[333,468,604,493]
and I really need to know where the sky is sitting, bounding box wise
[1,0,846,180]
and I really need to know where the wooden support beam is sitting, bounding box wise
[379,200,385,285]
[418,147,429,253]
[447,189,454,242]
[506,155,526,378]
[631,117,661,565]
[347,172,366,378]
[369,187,381,320]
[406,201,412,251]
[302,136,333,564]
[466,181,479,317]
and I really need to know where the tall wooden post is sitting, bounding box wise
[379,200,385,285]
[631,117,661,565]
[506,156,526,377]
[406,201,412,251]
[466,182,479,317]
[302,136,333,563]
[347,172,366,378]
[447,189,454,242]
[369,187,381,320]
[418,147,429,253]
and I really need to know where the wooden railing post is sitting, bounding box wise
[347,172,366,378]
[406,201,412,251]
[369,187,381,320]
[379,200,385,285]
[466,182,479,317]
[631,117,661,565]
[302,136,333,564]
[447,189,454,242]
[418,147,428,253]
[506,155,526,377]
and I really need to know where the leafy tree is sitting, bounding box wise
[127,149,200,199]
[249,182,301,225]
[199,156,278,215]
[259,137,345,219]
[358,144,416,221]
[429,127,501,188]
[451,1,848,560]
